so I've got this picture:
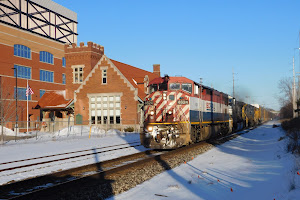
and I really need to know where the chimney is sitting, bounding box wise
[153,64,160,77]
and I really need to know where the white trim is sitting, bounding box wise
[106,57,139,101]
[0,74,65,86]
[71,65,85,84]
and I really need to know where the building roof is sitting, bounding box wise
[34,90,73,109]
[109,59,159,100]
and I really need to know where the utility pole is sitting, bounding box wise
[12,67,18,138]
[293,56,298,118]
[232,68,235,98]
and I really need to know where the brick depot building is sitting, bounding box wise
[62,42,160,130]
[0,0,77,130]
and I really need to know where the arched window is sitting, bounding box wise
[14,44,31,59]
[40,51,54,64]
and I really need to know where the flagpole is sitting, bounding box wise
[27,80,28,133]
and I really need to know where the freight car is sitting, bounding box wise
[141,75,231,149]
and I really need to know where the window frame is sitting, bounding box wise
[62,57,66,67]
[101,67,108,84]
[40,89,46,98]
[62,73,66,84]
[14,44,31,59]
[182,83,192,93]
[40,69,54,83]
[72,65,84,84]
[88,93,122,125]
[39,51,54,64]
[14,87,31,100]
[14,64,31,79]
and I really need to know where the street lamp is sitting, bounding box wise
[11,67,18,137]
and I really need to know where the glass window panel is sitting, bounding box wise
[109,110,114,116]
[103,96,107,101]
[109,96,114,101]
[116,109,120,116]
[91,116,95,124]
[91,110,95,116]
[103,103,107,108]
[96,97,101,102]
[91,97,95,102]
[116,116,120,124]
[103,110,108,116]
[97,104,101,108]
[170,83,180,90]
[91,103,95,108]
[97,116,101,124]
[115,96,120,101]
[109,103,114,108]
[97,110,101,116]
[116,103,120,108]
[182,83,192,93]
[110,116,114,124]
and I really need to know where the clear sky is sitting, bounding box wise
[54,0,300,111]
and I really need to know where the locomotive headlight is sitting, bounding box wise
[168,110,172,115]
[148,126,153,131]
[163,93,167,100]
[150,111,155,115]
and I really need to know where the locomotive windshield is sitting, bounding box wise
[170,83,180,90]
[182,83,192,93]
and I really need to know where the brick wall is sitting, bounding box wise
[0,24,66,124]
[64,42,104,100]
[74,57,139,126]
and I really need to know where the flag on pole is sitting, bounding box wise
[26,85,34,97]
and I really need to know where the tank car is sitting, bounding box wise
[140,75,230,149]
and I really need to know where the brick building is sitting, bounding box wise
[63,42,160,130]
[0,0,77,130]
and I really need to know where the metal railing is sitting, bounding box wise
[0,119,140,144]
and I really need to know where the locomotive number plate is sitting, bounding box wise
[144,101,154,106]
[177,100,189,105]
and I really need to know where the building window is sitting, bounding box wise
[40,70,54,82]
[73,66,83,83]
[89,94,121,125]
[14,65,31,79]
[14,44,31,59]
[62,74,66,84]
[102,69,107,84]
[14,87,31,100]
[62,57,66,67]
[40,51,54,64]
[40,90,46,98]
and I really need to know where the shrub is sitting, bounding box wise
[124,126,135,132]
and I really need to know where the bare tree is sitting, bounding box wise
[277,77,294,118]
[0,77,19,143]
[277,77,293,106]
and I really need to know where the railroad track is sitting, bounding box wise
[0,128,254,199]
[0,141,143,186]
[0,149,164,199]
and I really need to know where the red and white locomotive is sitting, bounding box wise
[141,75,231,149]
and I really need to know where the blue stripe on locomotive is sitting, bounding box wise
[190,110,229,123]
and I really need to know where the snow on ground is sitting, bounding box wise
[0,127,147,185]
[108,121,300,200]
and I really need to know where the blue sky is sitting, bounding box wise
[55,0,300,111]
